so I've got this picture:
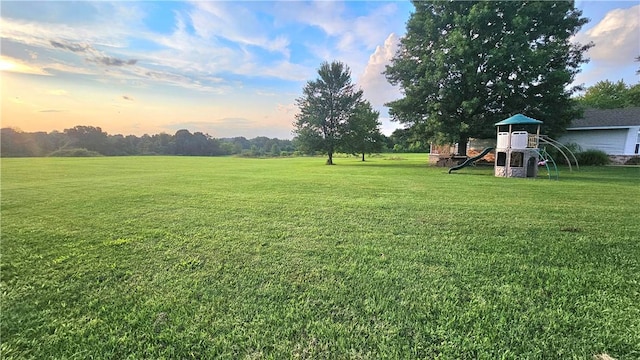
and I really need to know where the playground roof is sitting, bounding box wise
[495,114,543,126]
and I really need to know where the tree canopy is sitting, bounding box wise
[294,61,375,164]
[340,101,385,161]
[0,127,295,157]
[576,80,640,109]
[385,0,592,155]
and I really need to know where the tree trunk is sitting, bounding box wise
[326,151,334,165]
[457,137,469,157]
[361,153,365,161]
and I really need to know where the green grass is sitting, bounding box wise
[2,155,639,359]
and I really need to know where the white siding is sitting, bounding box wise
[558,129,629,155]
[624,126,640,154]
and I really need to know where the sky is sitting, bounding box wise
[1,1,639,139]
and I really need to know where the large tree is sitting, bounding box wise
[385,1,592,156]
[294,61,363,165]
[340,101,385,161]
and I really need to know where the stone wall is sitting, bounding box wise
[608,155,639,165]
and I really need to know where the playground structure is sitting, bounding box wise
[448,114,579,179]
[494,114,542,178]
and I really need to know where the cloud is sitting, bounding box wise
[0,2,138,52]
[270,2,408,80]
[275,1,347,37]
[147,9,301,83]
[356,33,406,136]
[141,69,228,93]
[358,33,401,109]
[1,1,405,91]
[254,61,312,82]
[51,41,139,68]
[256,90,277,97]
[276,103,296,115]
[50,40,90,53]
[45,62,97,75]
[189,2,291,56]
[575,4,640,65]
[338,3,399,52]
[90,56,138,66]
[39,109,65,113]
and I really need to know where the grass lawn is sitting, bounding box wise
[1,155,639,359]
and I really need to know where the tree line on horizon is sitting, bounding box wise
[0,126,287,157]
[0,126,430,158]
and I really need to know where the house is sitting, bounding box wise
[558,107,640,164]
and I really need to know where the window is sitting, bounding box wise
[497,152,506,166]
[510,152,523,167]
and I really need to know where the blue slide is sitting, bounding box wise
[448,147,494,174]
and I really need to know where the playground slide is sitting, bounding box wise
[448,147,494,174]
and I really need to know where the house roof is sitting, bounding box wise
[494,114,543,126]
[569,107,640,129]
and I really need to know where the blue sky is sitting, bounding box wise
[1,1,638,139]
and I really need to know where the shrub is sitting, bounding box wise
[576,149,610,166]
[544,142,581,165]
[48,148,102,157]
[624,156,640,165]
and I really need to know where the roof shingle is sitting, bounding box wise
[569,107,640,128]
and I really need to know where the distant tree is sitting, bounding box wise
[1,128,32,156]
[174,129,193,155]
[292,127,322,156]
[577,80,640,108]
[577,80,629,109]
[174,129,219,156]
[385,1,592,156]
[252,136,270,154]
[137,134,155,155]
[294,61,364,165]
[270,143,281,156]
[340,101,384,161]
[0,126,292,157]
[388,127,430,153]
[626,83,640,107]
[64,125,109,154]
[106,134,137,155]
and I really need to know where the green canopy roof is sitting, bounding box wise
[494,114,543,126]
